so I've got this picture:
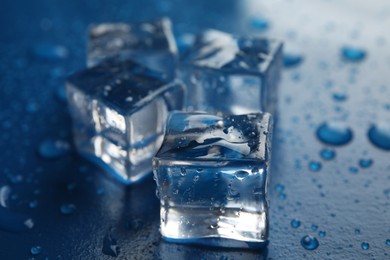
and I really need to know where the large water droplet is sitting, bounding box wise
[309,161,322,172]
[359,159,373,168]
[291,219,301,228]
[361,242,369,250]
[316,121,353,146]
[320,148,336,160]
[301,235,319,250]
[30,246,42,255]
[60,204,76,215]
[38,139,70,159]
[283,53,303,67]
[102,231,120,257]
[341,46,366,62]
[367,122,390,150]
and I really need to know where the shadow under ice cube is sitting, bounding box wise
[66,59,185,184]
[153,111,273,248]
[87,17,178,80]
[180,29,283,115]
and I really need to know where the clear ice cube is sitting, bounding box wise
[88,17,178,80]
[180,29,283,115]
[153,111,273,248]
[66,59,185,184]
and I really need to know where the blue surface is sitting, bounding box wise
[1,0,390,259]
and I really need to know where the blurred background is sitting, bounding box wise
[0,0,390,259]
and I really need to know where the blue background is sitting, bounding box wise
[0,0,390,259]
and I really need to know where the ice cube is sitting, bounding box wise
[180,29,283,115]
[88,17,178,79]
[153,111,273,248]
[66,59,185,184]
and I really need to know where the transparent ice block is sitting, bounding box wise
[66,59,185,184]
[180,29,283,115]
[88,17,178,80]
[153,111,273,248]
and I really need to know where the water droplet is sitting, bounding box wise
[0,186,11,207]
[102,231,120,257]
[301,235,319,250]
[234,170,249,180]
[291,219,301,228]
[349,166,358,174]
[332,92,347,102]
[60,204,76,215]
[180,167,187,176]
[29,200,38,209]
[359,159,373,168]
[311,225,318,231]
[355,228,361,235]
[309,161,322,172]
[283,53,303,67]
[275,184,285,192]
[367,122,390,150]
[38,139,70,160]
[30,246,42,255]
[319,231,326,237]
[125,96,133,102]
[341,46,366,62]
[250,17,269,30]
[32,42,68,61]
[278,193,287,200]
[361,242,369,250]
[386,239,390,246]
[316,121,353,146]
[320,148,336,160]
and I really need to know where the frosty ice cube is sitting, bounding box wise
[88,17,178,79]
[180,29,283,115]
[66,59,185,184]
[153,111,273,248]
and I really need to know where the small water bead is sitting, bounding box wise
[367,122,390,150]
[309,161,322,172]
[320,148,336,160]
[319,231,326,237]
[332,92,347,102]
[38,139,70,160]
[283,53,303,68]
[349,167,358,174]
[30,246,42,255]
[32,42,68,61]
[29,200,38,209]
[278,193,287,200]
[341,46,366,62]
[180,167,187,176]
[361,242,369,250]
[291,219,301,228]
[386,239,390,246]
[311,225,318,231]
[316,121,353,146]
[355,229,361,235]
[234,170,249,180]
[60,204,76,215]
[301,235,319,250]
[359,159,373,168]
[275,184,284,192]
[250,17,269,30]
